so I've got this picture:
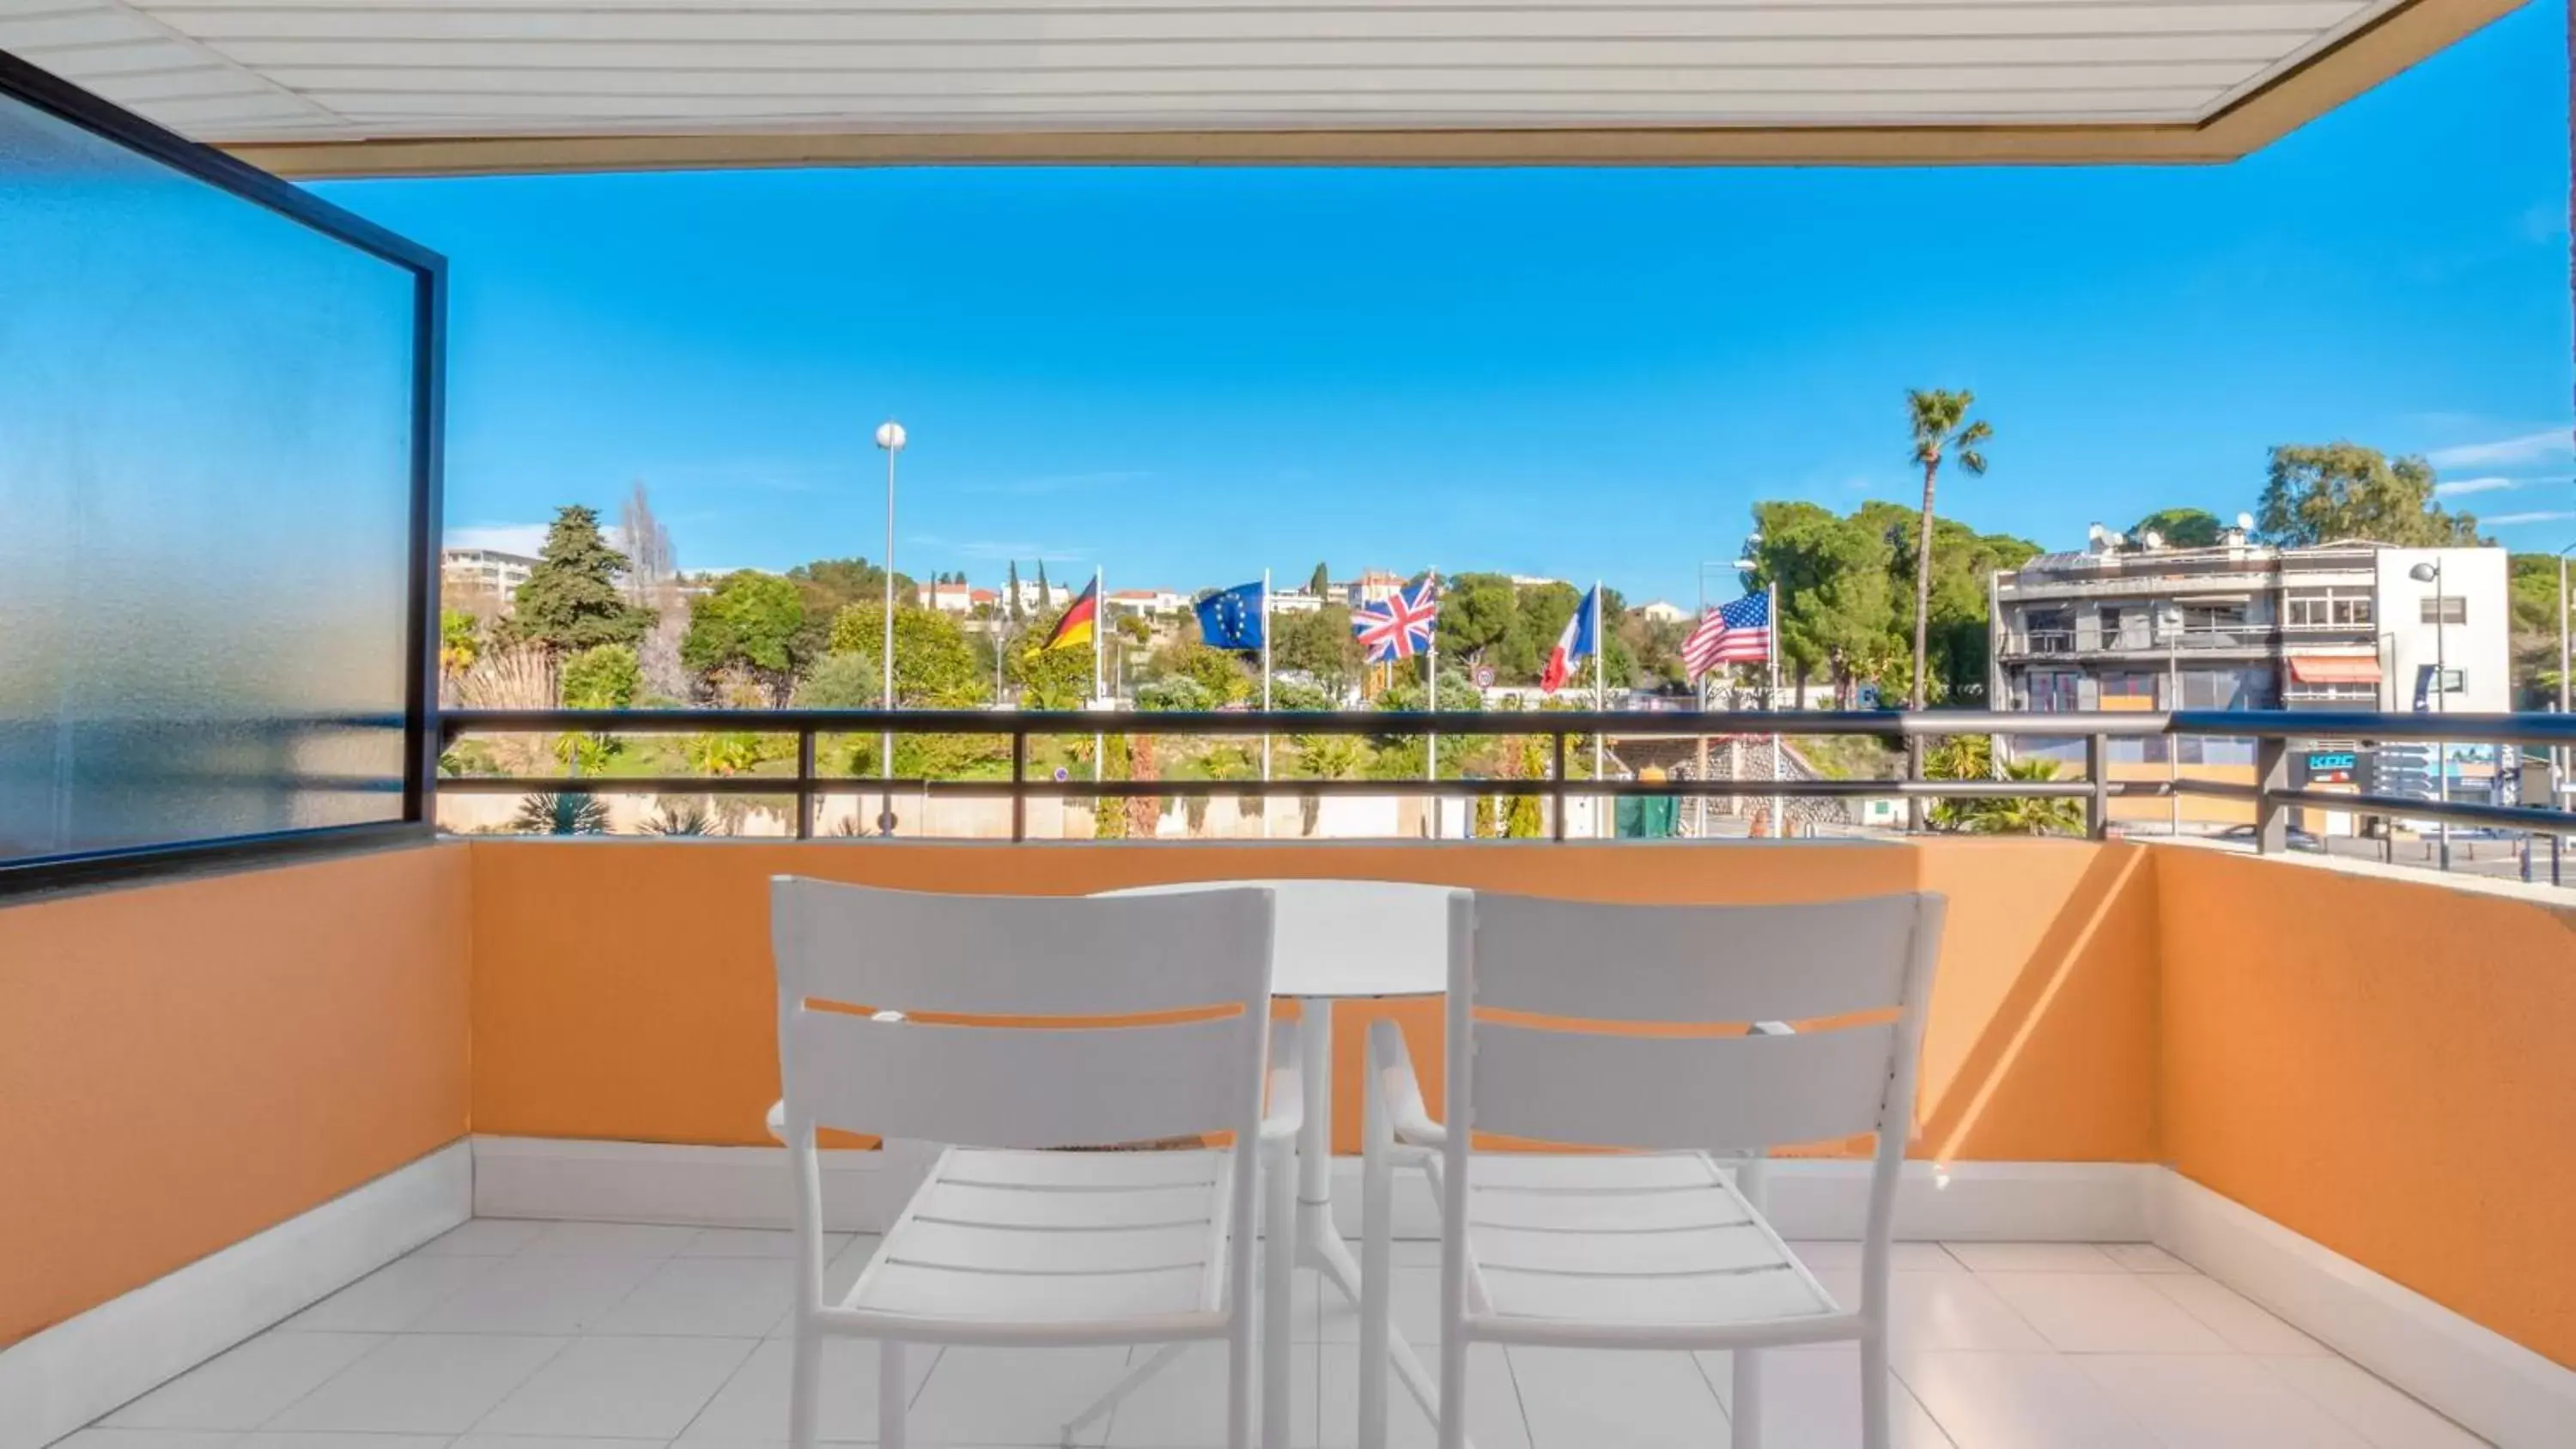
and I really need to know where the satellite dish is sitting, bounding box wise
[2143,530,2165,549]
[2087,524,2108,544]
[2236,512,2255,531]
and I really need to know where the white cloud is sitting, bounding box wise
[2432,476,2518,497]
[444,523,550,556]
[2479,510,2576,527]
[2425,430,2572,469]
[910,533,1090,562]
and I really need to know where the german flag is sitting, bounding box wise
[1039,577,1098,652]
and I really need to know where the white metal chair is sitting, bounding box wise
[1360,889,1943,1449]
[769,878,1299,1449]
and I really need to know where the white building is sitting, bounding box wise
[917,580,977,614]
[1104,588,1190,619]
[1341,571,1406,608]
[1268,587,1327,615]
[440,547,537,597]
[1009,579,1072,614]
[1634,600,1689,624]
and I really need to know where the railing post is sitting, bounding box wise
[1010,728,1027,844]
[2085,733,2111,840]
[794,727,816,840]
[2254,737,2291,856]
[1552,730,1568,842]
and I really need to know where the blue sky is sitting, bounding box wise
[320,3,2573,609]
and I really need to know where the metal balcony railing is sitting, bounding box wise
[437,707,2576,864]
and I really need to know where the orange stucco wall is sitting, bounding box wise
[465,838,2161,1165]
[0,844,472,1348]
[2156,848,2576,1367]
[16,832,2570,1370]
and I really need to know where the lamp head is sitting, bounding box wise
[2409,561,2439,583]
[874,421,907,452]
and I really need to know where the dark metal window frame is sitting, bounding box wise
[0,50,447,902]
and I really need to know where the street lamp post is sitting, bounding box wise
[2409,559,2449,871]
[874,421,906,834]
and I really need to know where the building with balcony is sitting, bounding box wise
[1991,537,2516,824]
[1994,537,2511,720]
[439,546,538,600]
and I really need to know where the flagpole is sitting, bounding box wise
[1769,579,1783,837]
[1092,566,1105,793]
[1425,573,1439,792]
[1591,581,1607,838]
[1261,569,1273,839]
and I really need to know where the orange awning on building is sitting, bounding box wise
[2288,656,2384,685]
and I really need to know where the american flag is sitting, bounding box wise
[1683,592,1771,678]
[1352,578,1440,663]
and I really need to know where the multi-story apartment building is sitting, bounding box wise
[440,547,538,599]
[1990,530,2512,819]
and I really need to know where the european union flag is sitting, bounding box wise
[1194,581,1266,652]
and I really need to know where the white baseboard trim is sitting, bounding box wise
[471,1135,941,1233]
[2152,1172,2576,1449]
[0,1140,469,1449]
[1327,1157,2156,1244]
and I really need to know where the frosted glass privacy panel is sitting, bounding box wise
[0,88,420,866]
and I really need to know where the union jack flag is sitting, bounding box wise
[1352,577,1440,663]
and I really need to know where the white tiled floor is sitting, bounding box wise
[66,1220,2493,1449]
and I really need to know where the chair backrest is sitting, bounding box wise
[1448,890,1944,1157]
[771,878,1275,1150]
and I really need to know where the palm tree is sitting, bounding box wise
[1905,389,1992,709]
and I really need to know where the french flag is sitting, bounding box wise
[1540,585,1601,694]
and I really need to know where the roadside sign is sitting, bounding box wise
[1473,665,1496,688]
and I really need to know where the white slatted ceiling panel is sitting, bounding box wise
[0,0,2402,144]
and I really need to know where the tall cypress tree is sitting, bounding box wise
[503,505,652,656]
[1005,561,1024,621]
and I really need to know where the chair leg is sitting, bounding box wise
[1859,1332,1890,1449]
[879,1340,908,1449]
[1264,1138,1296,1449]
[787,1324,822,1449]
[1729,1348,1762,1449]
[1358,1074,1394,1449]
[1228,1318,1255,1449]
[1436,1325,1469,1449]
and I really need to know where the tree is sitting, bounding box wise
[617,480,676,602]
[1010,602,1096,709]
[785,557,915,660]
[1437,573,1525,675]
[513,791,610,835]
[1748,502,1898,707]
[1145,639,1255,704]
[560,643,641,710]
[1905,390,1992,713]
[2129,507,2227,549]
[2256,443,2484,548]
[1005,561,1024,621]
[681,571,809,703]
[1273,605,1362,695]
[439,608,483,682]
[1308,561,1331,596]
[503,505,652,658]
[823,602,989,706]
[1035,559,1051,603]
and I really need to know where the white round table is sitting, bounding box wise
[1106,879,1455,1439]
